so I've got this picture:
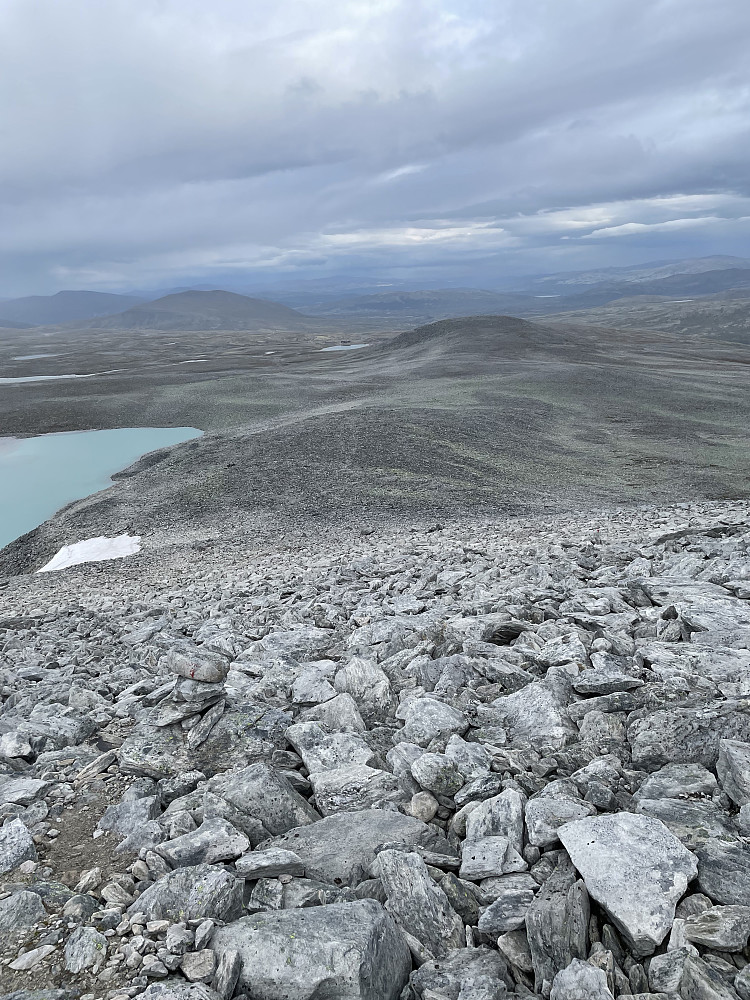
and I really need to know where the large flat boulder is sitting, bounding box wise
[265,809,448,885]
[211,898,410,999]
[559,813,697,956]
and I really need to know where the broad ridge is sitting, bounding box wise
[2,499,750,997]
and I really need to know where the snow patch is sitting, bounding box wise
[39,534,141,573]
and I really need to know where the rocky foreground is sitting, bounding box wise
[3,501,750,1000]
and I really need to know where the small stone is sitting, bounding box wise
[0,818,37,873]
[195,918,216,951]
[9,944,57,970]
[234,848,305,880]
[181,948,217,983]
[411,753,465,797]
[550,958,614,1000]
[406,791,439,823]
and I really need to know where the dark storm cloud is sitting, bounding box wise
[1,0,748,294]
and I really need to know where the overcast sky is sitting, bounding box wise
[1,0,749,296]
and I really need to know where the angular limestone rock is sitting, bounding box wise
[559,813,697,956]
[208,763,320,835]
[525,855,589,993]
[266,809,448,885]
[211,898,410,1000]
[550,959,614,1000]
[130,864,243,922]
[377,849,464,958]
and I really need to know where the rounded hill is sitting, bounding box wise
[370,314,589,359]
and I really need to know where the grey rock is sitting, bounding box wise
[159,770,206,804]
[395,696,469,747]
[64,925,107,973]
[164,646,229,683]
[406,790,439,822]
[635,798,736,848]
[550,959,614,1000]
[208,763,319,835]
[525,796,597,847]
[98,794,160,837]
[572,666,644,696]
[211,947,242,1000]
[439,872,481,925]
[62,893,98,921]
[255,625,335,660]
[309,763,402,815]
[411,752,465,797]
[165,923,195,955]
[478,881,535,934]
[460,836,513,880]
[696,839,750,905]
[8,944,57,970]
[408,946,511,999]
[139,984,221,1000]
[0,731,33,759]
[444,733,492,777]
[491,681,577,752]
[181,950,217,983]
[717,739,750,806]
[453,773,506,808]
[464,789,525,855]
[0,777,51,806]
[648,947,695,993]
[290,669,337,706]
[0,889,46,931]
[629,704,750,770]
[680,955,740,1000]
[497,927,534,974]
[636,763,718,800]
[0,818,36,873]
[202,790,268,846]
[559,813,697,956]
[334,657,393,719]
[736,965,750,1000]
[156,818,249,867]
[285,721,377,774]
[130,864,243,922]
[212,898,410,999]
[235,848,305,880]
[377,849,464,958]
[525,856,589,993]
[266,809,448,885]
[684,904,750,950]
[301,692,366,733]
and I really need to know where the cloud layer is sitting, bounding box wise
[1,0,749,294]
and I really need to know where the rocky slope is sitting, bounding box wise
[2,500,750,1000]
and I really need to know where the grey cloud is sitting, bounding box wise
[0,0,748,294]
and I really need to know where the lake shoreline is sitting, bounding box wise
[0,426,202,550]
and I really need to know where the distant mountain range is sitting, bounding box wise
[81,289,320,332]
[2,256,750,332]
[0,290,144,326]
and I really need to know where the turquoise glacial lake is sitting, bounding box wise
[0,426,202,549]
